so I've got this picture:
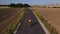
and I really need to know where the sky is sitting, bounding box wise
[0,0,60,5]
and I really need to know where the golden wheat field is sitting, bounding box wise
[30,7,60,34]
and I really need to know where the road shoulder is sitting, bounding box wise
[32,10,50,34]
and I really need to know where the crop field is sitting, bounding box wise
[0,8,22,33]
[30,7,60,34]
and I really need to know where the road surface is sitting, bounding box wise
[16,8,46,34]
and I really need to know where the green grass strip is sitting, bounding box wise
[32,9,58,34]
[3,9,25,34]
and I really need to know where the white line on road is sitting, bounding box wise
[13,23,21,34]
[32,11,50,34]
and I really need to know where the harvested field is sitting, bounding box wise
[0,6,9,9]
[31,7,60,34]
[0,8,22,34]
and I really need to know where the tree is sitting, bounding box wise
[16,3,23,7]
[23,4,30,7]
[9,3,30,8]
[9,3,16,7]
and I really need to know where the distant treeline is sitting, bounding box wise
[9,3,30,8]
[0,3,30,8]
[0,5,9,6]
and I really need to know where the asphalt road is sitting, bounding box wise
[16,8,46,34]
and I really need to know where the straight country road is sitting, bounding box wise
[16,8,46,34]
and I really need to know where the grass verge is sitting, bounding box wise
[32,9,58,34]
[3,9,25,34]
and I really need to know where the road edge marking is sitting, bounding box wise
[13,23,21,34]
[32,11,50,34]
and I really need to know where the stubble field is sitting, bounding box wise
[30,7,60,34]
